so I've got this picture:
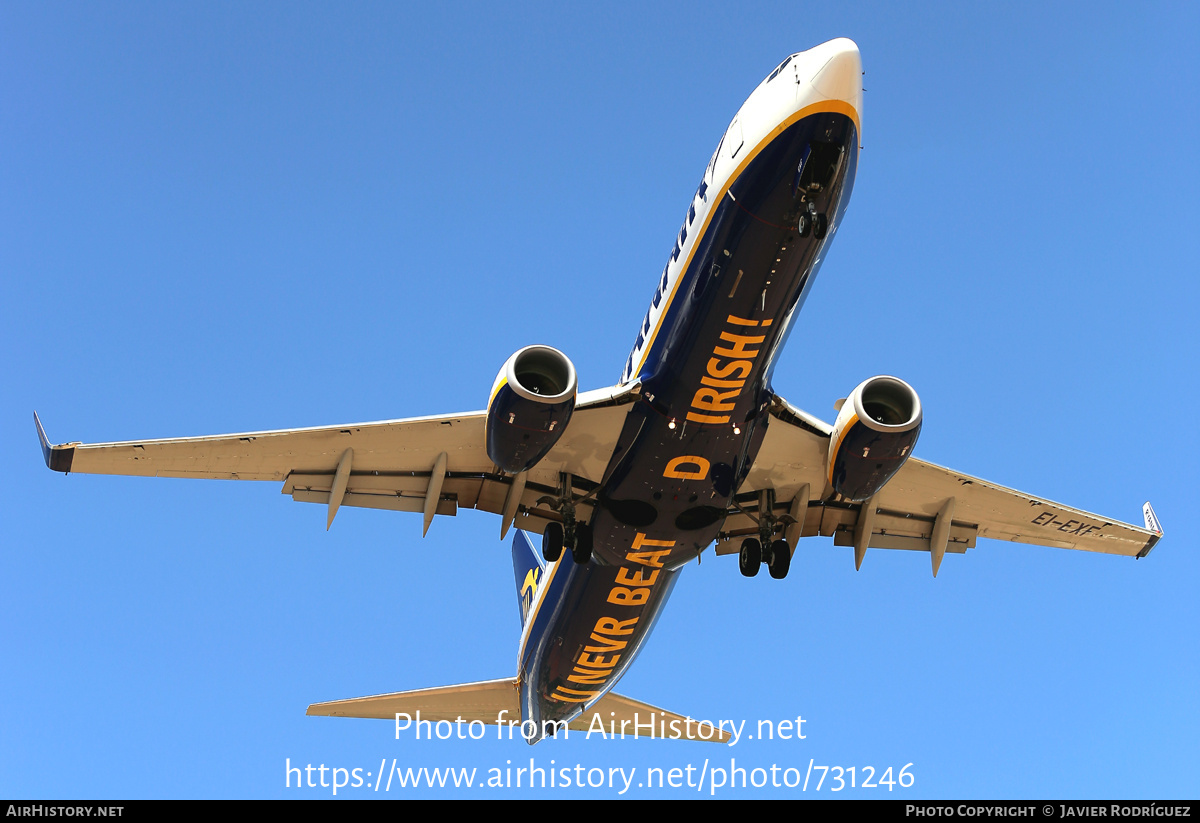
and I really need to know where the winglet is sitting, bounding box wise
[1138,502,1163,558]
[1142,502,1162,534]
[33,411,52,464]
[33,412,75,473]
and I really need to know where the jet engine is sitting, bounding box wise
[486,345,577,474]
[827,376,922,502]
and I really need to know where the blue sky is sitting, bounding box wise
[3,2,1197,799]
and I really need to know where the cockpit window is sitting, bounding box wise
[767,55,793,82]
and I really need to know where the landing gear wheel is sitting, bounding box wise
[542,522,564,562]
[797,213,812,238]
[571,522,593,565]
[739,538,762,577]
[768,538,791,580]
[814,213,828,240]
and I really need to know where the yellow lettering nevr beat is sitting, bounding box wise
[36,39,1161,743]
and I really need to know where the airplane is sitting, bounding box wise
[34,38,1162,744]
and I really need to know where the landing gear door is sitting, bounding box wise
[792,144,813,198]
[794,141,844,196]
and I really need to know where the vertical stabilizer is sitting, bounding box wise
[511,530,545,626]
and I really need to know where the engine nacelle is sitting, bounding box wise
[486,345,577,474]
[827,376,922,502]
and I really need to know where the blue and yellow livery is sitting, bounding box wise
[34,39,1162,744]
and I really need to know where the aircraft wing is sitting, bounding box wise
[34,385,637,535]
[724,394,1162,573]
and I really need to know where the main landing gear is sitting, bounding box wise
[738,536,791,579]
[736,488,793,580]
[539,472,593,565]
[541,520,593,564]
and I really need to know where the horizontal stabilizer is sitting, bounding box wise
[308,678,518,725]
[307,678,730,742]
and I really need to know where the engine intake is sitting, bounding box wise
[486,345,577,474]
[827,376,922,502]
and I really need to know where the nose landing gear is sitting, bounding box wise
[797,202,828,240]
[794,140,843,240]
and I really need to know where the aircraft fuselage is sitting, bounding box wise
[518,40,863,735]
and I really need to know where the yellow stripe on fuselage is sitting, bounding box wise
[631,100,860,379]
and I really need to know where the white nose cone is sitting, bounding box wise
[809,38,863,130]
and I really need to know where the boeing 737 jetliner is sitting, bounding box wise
[35,39,1162,743]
